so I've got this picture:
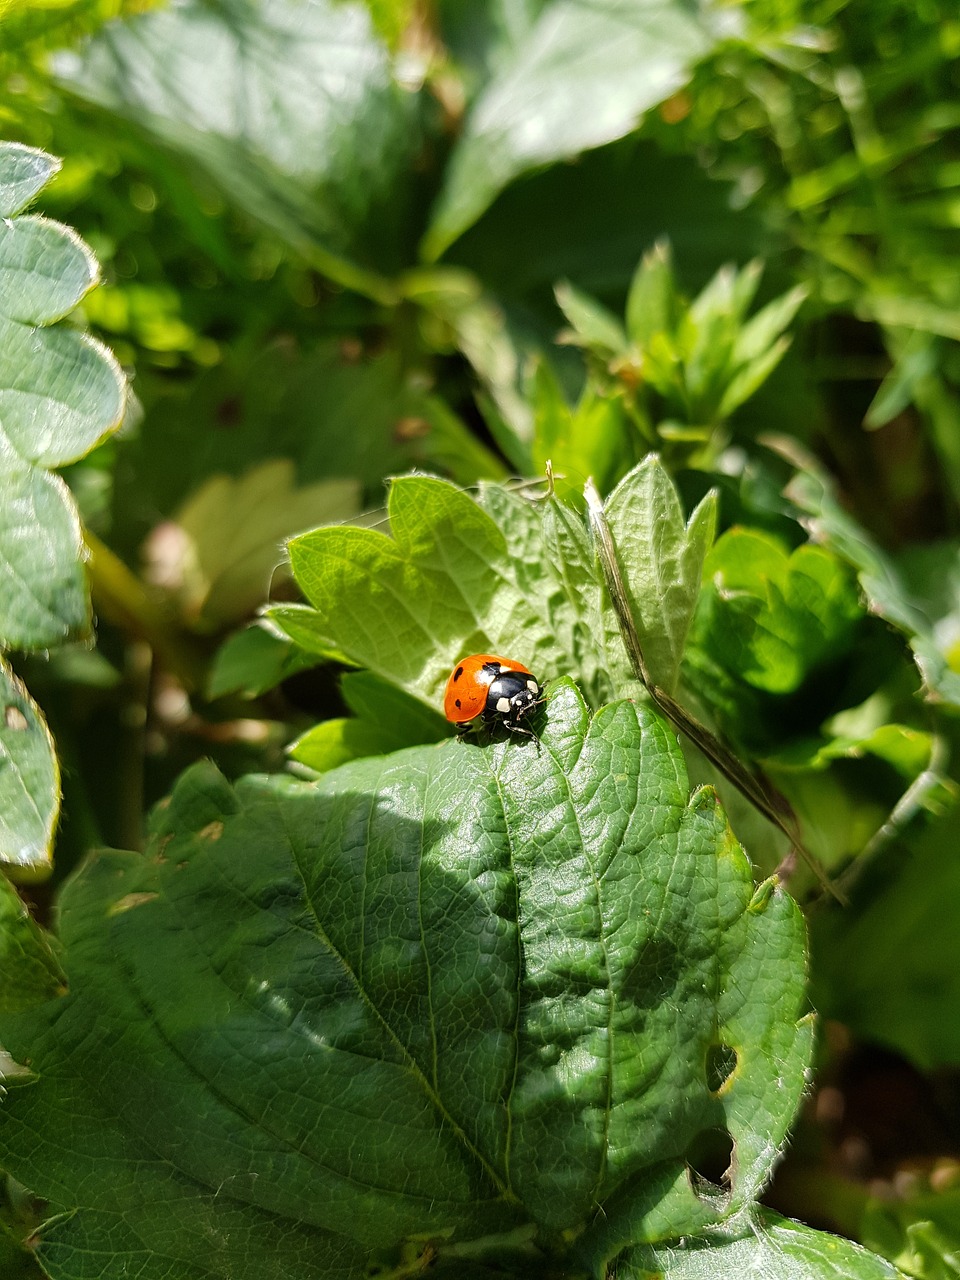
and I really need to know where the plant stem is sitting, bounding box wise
[83,529,208,694]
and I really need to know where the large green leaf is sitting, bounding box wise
[0,682,813,1277]
[0,660,59,876]
[282,474,577,709]
[281,463,712,721]
[0,142,125,650]
[424,0,717,258]
[55,0,422,290]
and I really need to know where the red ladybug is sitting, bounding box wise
[444,654,543,740]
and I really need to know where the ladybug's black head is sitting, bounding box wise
[485,670,541,727]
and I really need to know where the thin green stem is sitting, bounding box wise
[584,478,843,903]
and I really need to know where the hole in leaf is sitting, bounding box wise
[685,1126,735,1200]
[706,1041,738,1094]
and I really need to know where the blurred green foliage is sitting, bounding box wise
[2,0,960,1274]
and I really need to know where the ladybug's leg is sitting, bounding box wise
[503,721,541,751]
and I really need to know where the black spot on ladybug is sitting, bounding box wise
[453,666,464,682]
[455,698,461,709]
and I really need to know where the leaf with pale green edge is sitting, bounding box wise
[0,872,66,1012]
[145,461,360,633]
[615,1207,904,1279]
[423,0,716,258]
[782,451,960,709]
[0,660,59,876]
[862,1176,960,1280]
[604,456,718,696]
[207,623,319,700]
[0,143,126,650]
[285,474,572,711]
[290,671,449,773]
[0,682,813,1277]
[262,604,353,668]
[812,804,960,1070]
[474,483,620,711]
[55,0,421,289]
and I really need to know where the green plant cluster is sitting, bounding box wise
[1,1,960,1277]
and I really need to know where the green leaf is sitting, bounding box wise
[862,1176,960,1280]
[617,1206,903,1279]
[695,529,865,696]
[56,0,421,291]
[446,139,769,331]
[783,452,960,708]
[290,671,449,772]
[424,0,716,258]
[148,461,360,633]
[0,143,60,219]
[626,238,677,348]
[285,474,566,708]
[0,660,59,876]
[0,683,813,1275]
[605,456,717,695]
[130,341,489,518]
[0,142,125,650]
[812,804,960,1070]
[528,365,634,498]
[206,623,319,701]
[0,871,66,1012]
[554,279,627,355]
[261,604,352,666]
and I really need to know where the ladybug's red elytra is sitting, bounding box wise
[444,654,543,741]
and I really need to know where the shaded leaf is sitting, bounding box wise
[782,450,960,708]
[812,804,960,1070]
[144,460,360,632]
[0,683,812,1275]
[424,0,715,257]
[289,671,449,772]
[0,871,66,1012]
[0,660,59,876]
[56,0,422,288]
[207,623,318,700]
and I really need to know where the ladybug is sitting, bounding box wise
[444,654,543,741]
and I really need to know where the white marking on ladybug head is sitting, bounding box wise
[496,697,512,714]
[526,679,539,694]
